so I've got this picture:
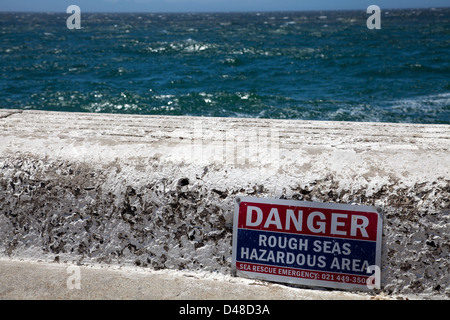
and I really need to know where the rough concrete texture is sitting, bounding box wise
[0,110,449,299]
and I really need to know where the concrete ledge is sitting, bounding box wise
[0,110,449,298]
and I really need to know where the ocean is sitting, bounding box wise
[1,8,449,124]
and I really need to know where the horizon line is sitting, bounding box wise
[0,6,448,14]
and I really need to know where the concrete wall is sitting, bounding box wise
[0,109,449,298]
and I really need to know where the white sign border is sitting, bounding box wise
[231,196,383,291]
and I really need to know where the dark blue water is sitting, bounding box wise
[1,9,449,123]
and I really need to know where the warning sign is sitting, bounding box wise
[232,197,382,291]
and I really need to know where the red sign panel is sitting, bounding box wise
[232,197,383,291]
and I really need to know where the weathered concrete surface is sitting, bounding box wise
[0,109,449,298]
[0,258,378,300]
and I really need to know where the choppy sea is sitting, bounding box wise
[1,8,449,123]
